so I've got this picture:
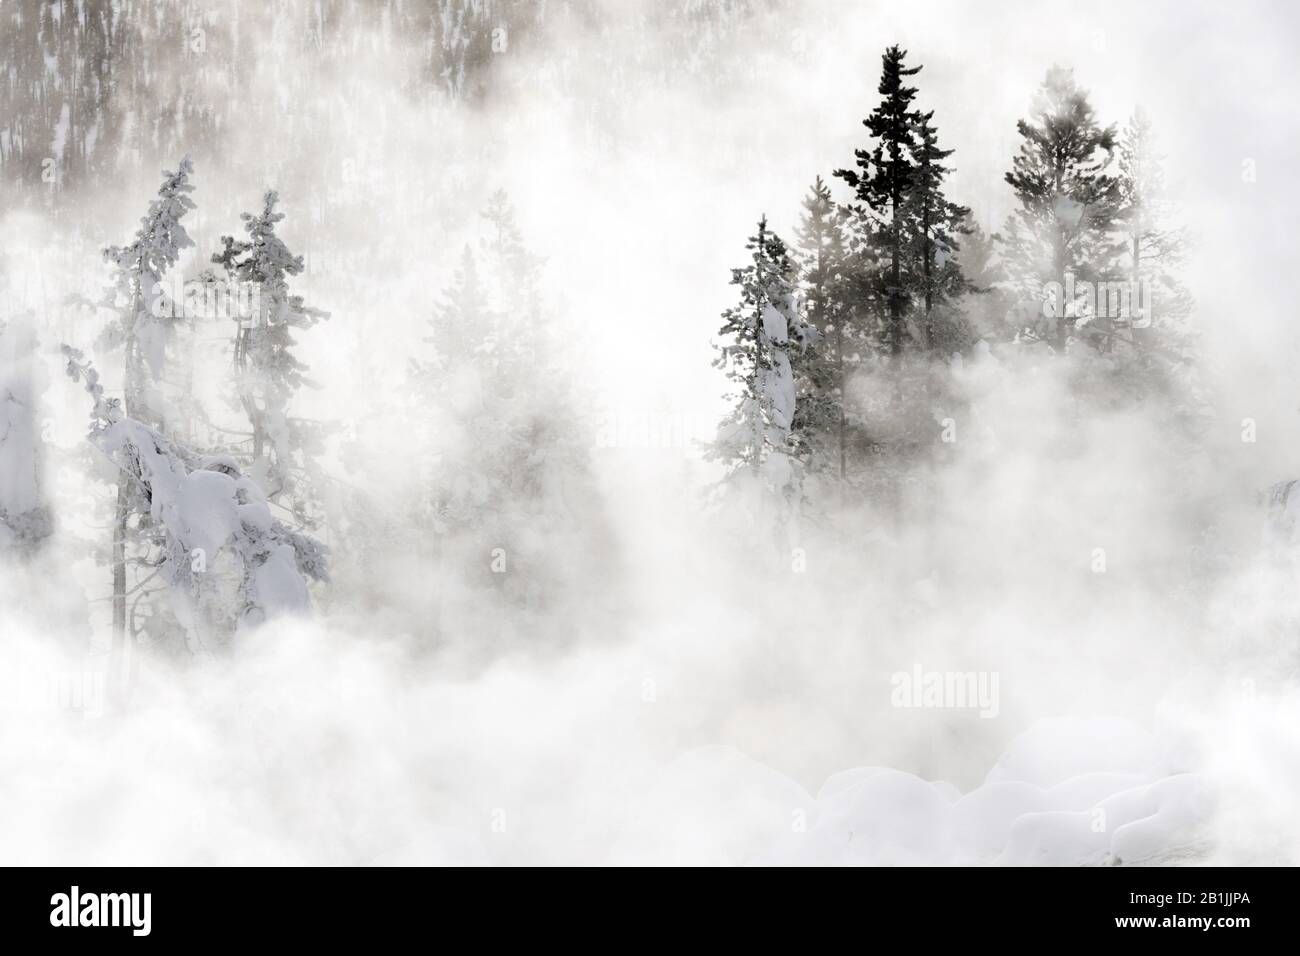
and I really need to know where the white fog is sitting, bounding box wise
[1,0,1298,867]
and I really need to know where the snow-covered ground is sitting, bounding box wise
[1,591,1292,867]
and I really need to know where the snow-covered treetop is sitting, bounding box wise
[716,216,809,362]
[95,158,199,388]
[710,217,812,490]
[215,191,328,331]
[103,157,197,290]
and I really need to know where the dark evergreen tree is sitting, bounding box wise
[899,112,974,353]
[212,191,330,525]
[835,45,925,355]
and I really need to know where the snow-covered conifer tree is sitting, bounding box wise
[95,158,196,651]
[63,345,326,656]
[707,216,813,542]
[213,191,330,523]
[99,157,196,427]
[68,167,326,663]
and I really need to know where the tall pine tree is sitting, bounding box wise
[213,191,330,524]
[707,217,813,542]
[97,158,196,655]
[835,45,925,356]
[793,177,854,481]
[1000,66,1122,351]
[903,112,973,353]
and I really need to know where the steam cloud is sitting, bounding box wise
[1,0,1298,865]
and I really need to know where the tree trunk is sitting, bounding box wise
[923,222,934,351]
[1053,230,1068,351]
[837,317,847,484]
[112,476,127,661]
[890,217,903,354]
[1131,229,1145,350]
[115,325,137,663]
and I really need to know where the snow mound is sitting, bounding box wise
[616,718,1211,865]
[985,715,1177,787]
